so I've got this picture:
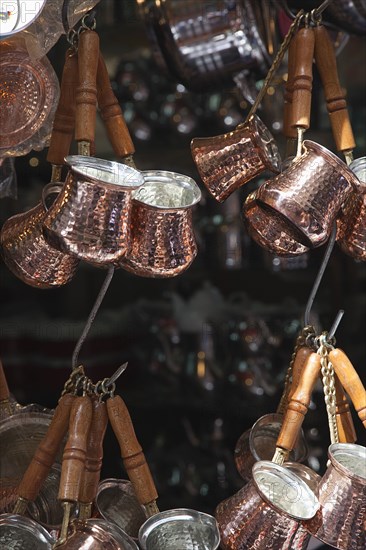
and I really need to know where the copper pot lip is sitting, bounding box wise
[349,156,366,193]
[132,170,202,210]
[328,443,366,483]
[0,408,53,432]
[69,518,138,549]
[252,461,320,520]
[138,508,220,550]
[247,115,282,174]
[0,513,53,546]
[65,155,144,190]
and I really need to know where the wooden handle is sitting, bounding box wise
[276,352,321,452]
[314,25,356,153]
[97,53,135,158]
[334,374,357,443]
[0,360,10,402]
[288,346,314,399]
[283,33,298,140]
[107,395,158,506]
[58,395,93,502]
[291,27,315,131]
[17,393,74,503]
[47,50,78,167]
[75,30,100,144]
[329,348,366,428]
[79,398,108,505]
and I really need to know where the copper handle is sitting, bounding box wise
[291,27,315,131]
[79,398,108,505]
[0,360,10,402]
[58,395,93,502]
[75,30,100,144]
[329,348,366,428]
[283,33,298,140]
[276,352,321,452]
[47,50,78,167]
[97,53,135,158]
[334,374,357,443]
[17,393,74,503]
[107,395,158,506]
[314,25,356,153]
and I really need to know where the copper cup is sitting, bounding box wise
[55,518,138,549]
[234,413,309,481]
[243,191,309,256]
[215,461,319,550]
[255,140,357,248]
[119,170,201,277]
[305,443,366,550]
[190,115,281,202]
[0,184,79,288]
[337,156,366,260]
[43,156,144,266]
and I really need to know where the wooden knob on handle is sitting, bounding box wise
[107,395,158,506]
[283,33,298,140]
[291,27,315,131]
[334,374,357,443]
[0,360,10,402]
[75,30,100,144]
[314,25,356,153]
[276,352,321,452]
[58,395,93,502]
[47,50,78,168]
[17,393,74,503]
[97,53,135,158]
[329,348,366,428]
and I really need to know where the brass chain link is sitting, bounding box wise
[316,332,339,444]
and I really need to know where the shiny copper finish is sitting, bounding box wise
[43,156,144,266]
[337,156,366,260]
[234,414,309,481]
[0,185,79,288]
[119,170,201,277]
[256,140,356,248]
[243,191,309,256]
[191,115,281,202]
[216,461,319,549]
[55,518,138,549]
[305,443,366,550]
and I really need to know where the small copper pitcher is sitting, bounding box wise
[255,140,357,248]
[43,156,144,266]
[0,184,79,288]
[119,170,201,277]
[191,115,281,202]
[305,443,366,550]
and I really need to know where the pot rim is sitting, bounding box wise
[65,155,144,190]
[328,443,366,483]
[0,513,54,546]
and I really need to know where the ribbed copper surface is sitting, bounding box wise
[43,157,144,266]
[191,115,281,202]
[0,201,78,288]
[243,191,309,256]
[256,141,356,248]
[337,188,366,260]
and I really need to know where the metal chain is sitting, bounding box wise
[317,333,339,444]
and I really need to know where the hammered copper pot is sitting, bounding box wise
[55,518,138,549]
[0,513,54,549]
[337,156,366,260]
[43,156,144,266]
[119,170,201,277]
[255,140,357,248]
[305,443,366,550]
[191,115,281,202]
[0,184,79,288]
[215,461,319,550]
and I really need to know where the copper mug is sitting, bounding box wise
[305,443,366,550]
[0,184,79,288]
[55,518,138,549]
[119,170,201,277]
[215,461,319,550]
[191,115,281,202]
[337,156,366,260]
[43,156,144,266]
[255,140,357,248]
[234,413,308,481]
[0,514,54,549]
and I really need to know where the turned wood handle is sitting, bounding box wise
[334,374,357,443]
[288,346,314,399]
[47,50,78,167]
[107,395,158,506]
[75,30,100,144]
[97,53,135,158]
[79,398,108,505]
[17,393,74,503]
[276,352,321,452]
[283,33,298,140]
[58,395,93,502]
[329,348,366,428]
[291,27,315,131]
[0,360,10,402]
[314,25,355,153]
